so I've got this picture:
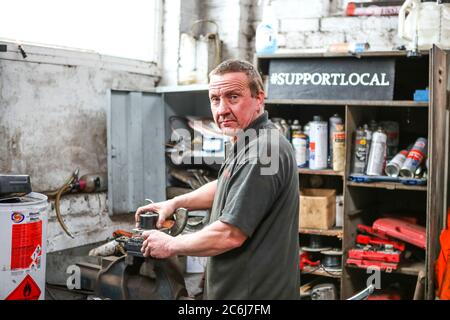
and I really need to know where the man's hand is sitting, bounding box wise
[135,199,177,229]
[141,230,175,259]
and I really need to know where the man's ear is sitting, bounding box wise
[256,91,265,112]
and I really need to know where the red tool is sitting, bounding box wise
[356,234,406,252]
[346,258,398,271]
[299,252,320,271]
[357,224,389,240]
[372,218,426,249]
[348,248,401,263]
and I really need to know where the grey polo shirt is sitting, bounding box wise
[205,111,300,300]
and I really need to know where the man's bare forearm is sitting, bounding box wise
[169,221,247,257]
[171,180,217,211]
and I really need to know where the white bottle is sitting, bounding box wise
[417,0,440,50]
[255,0,278,55]
[309,116,328,170]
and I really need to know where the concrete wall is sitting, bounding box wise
[0,42,160,252]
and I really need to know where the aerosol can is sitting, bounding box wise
[363,124,373,170]
[385,148,410,177]
[290,119,301,143]
[332,124,345,172]
[400,137,428,178]
[329,114,344,167]
[366,128,387,176]
[309,116,328,170]
[379,121,399,160]
[351,127,368,175]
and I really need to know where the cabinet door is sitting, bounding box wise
[108,90,166,215]
[427,46,450,299]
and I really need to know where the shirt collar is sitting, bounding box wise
[245,111,269,131]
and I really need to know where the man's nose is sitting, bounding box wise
[217,99,230,115]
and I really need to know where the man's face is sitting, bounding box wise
[209,72,265,137]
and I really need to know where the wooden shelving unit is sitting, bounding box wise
[265,99,428,108]
[346,261,425,277]
[299,227,343,239]
[257,48,448,300]
[302,266,342,279]
[347,181,427,192]
[298,169,344,177]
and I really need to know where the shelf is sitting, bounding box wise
[298,168,344,177]
[299,227,344,239]
[257,50,429,59]
[265,99,428,107]
[347,181,427,191]
[346,261,424,276]
[302,266,342,279]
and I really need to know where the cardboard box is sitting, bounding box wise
[299,188,336,230]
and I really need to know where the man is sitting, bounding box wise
[135,59,299,300]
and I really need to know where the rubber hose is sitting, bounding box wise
[55,183,74,238]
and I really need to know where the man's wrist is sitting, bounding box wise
[171,195,185,210]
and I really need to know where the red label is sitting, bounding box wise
[11,220,42,270]
[310,142,316,151]
[5,274,41,300]
[408,149,425,161]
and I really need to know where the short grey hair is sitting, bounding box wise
[209,59,264,98]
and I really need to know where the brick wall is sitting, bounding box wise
[161,0,406,85]
[260,0,405,56]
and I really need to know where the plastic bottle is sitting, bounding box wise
[309,116,328,170]
[292,126,309,168]
[255,0,278,55]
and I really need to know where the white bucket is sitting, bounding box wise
[0,192,48,300]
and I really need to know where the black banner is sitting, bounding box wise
[267,58,395,100]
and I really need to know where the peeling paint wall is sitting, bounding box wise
[0,42,160,252]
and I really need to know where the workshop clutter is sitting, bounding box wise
[300,236,342,273]
[272,113,345,171]
[166,115,228,169]
[349,119,428,185]
[346,217,426,272]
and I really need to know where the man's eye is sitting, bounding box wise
[210,97,219,104]
[230,95,239,101]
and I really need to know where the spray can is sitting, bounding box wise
[332,124,345,172]
[290,120,301,143]
[369,120,378,132]
[292,126,309,168]
[309,116,328,170]
[303,122,311,162]
[379,121,399,160]
[400,137,428,178]
[329,114,344,167]
[363,124,373,170]
[385,149,409,177]
[366,128,387,176]
[351,127,368,174]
